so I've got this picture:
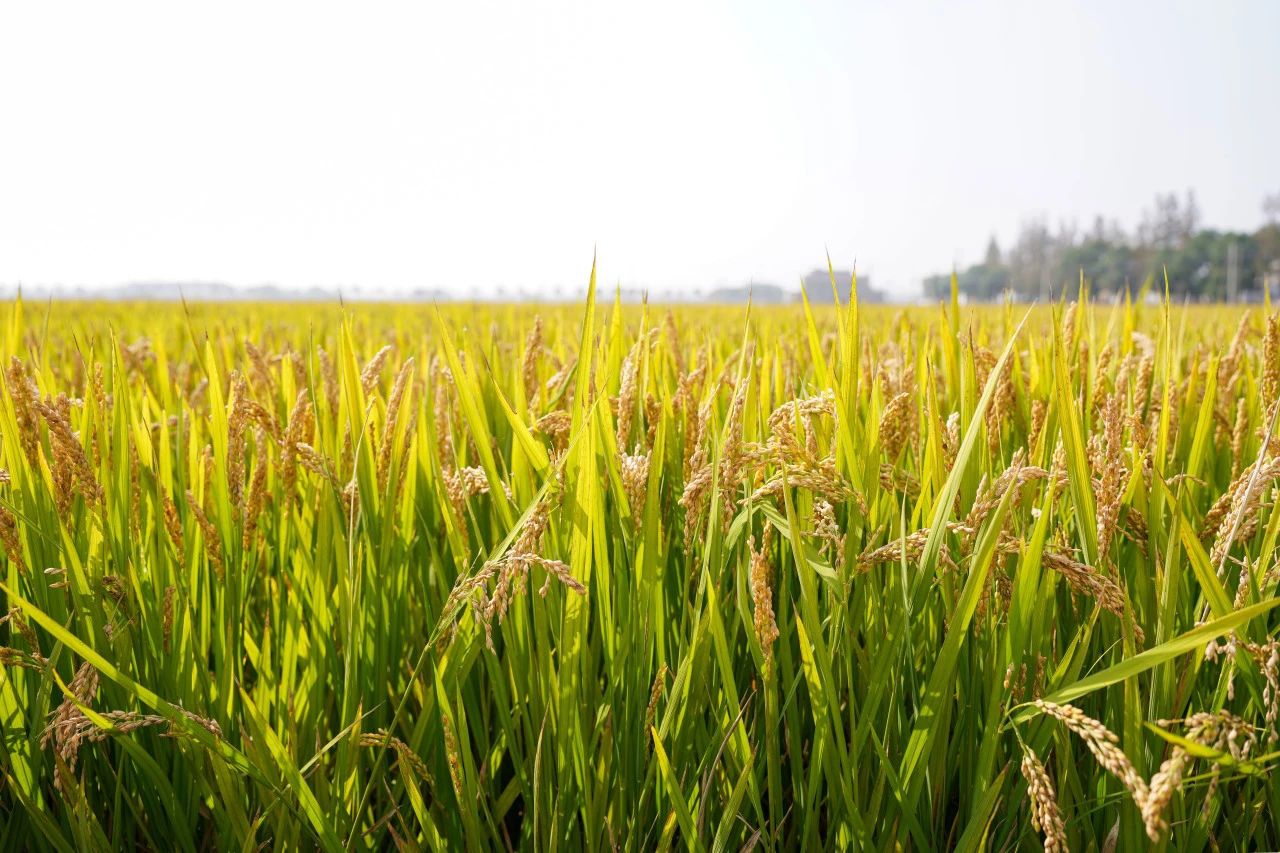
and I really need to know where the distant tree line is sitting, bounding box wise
[924,191,1280,302]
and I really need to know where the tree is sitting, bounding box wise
[983,236,1001,268]
[1007,218,1054,299]
[1264,191,1280,225]
[922,190,1279,302]
[1138,190,1199,251]
[923,236,1011,303]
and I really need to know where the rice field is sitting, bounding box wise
[3,272,1280,850]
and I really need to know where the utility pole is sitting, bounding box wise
[1227,241,1239,302]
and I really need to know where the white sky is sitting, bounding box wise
[2,1,1278,299]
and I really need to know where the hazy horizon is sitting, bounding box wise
[3,1,1278,299]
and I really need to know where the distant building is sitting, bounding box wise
[798,269,885,304]
[705,283,788,304]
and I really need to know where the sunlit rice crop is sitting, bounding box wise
[3,272,1280,850]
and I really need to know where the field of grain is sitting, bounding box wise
[3,273,1280,850]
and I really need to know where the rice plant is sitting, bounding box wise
[3,272,1280,850]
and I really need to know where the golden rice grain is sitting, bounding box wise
[1020,746,1068,852]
